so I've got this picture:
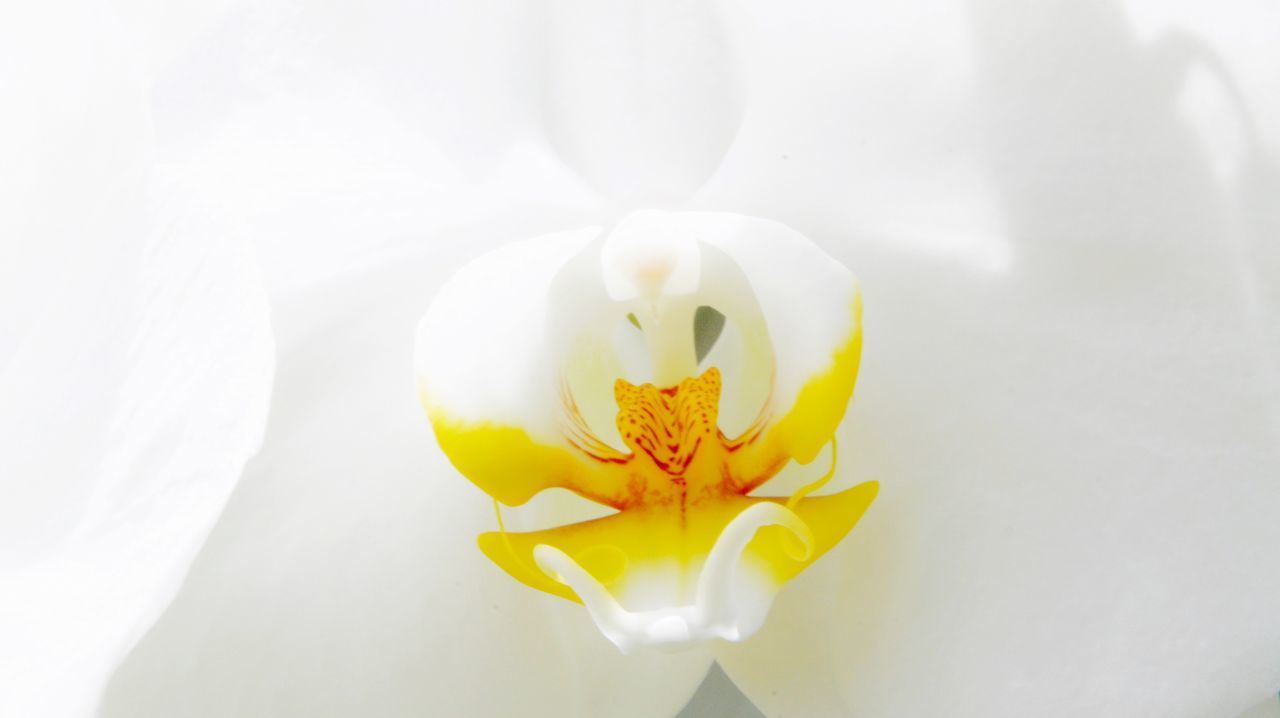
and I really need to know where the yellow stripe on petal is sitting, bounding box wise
[426,407,633,509]
[764,291,863,465]
[727,292,863,496]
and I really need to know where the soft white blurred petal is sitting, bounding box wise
[102,248,712,717]
[540,0,744,204]
[416,226,602,455]
[0,193,275,718]
[720,236,1280,716]
[128,0,605,298]
[1240,696,1280,718]
[716,23,1280,706]
[693,1,1007,271]
[708,9,1280,715]
[0,5,274,715]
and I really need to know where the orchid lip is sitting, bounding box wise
[532,502,814,654]
[477,363,873,653]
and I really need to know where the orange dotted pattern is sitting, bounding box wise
[614,368,722,477]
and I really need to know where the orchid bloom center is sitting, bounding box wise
[533,363,824,652]
[416,211,877,653]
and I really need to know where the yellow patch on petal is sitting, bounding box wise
[754,480,878,584]
[424,397,634,509]
[730,292,863,494]
[766,291,862,463]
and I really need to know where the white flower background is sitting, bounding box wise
[2,1,1279,717]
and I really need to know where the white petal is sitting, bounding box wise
[415,227,653,509]
[0,197,274,718]
[718,223,1280,715]
[540,0,745,203]
[694,2,1006,270]
[696,4,1280,714]
[102,250,712,717]
[0,6,274,716]
[416,226,602,443]
[1241,696,1280,718]
[130,0,602,299]
[672,212,860,459]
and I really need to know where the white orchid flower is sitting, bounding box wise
[4,1,1280,718]
[415,211,874,653]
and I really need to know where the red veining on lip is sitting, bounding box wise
[560,366,781,513]
[615,370,719,476]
